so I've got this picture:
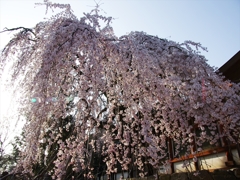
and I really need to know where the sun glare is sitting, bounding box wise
[0,67,25,154]
[0,90,12,117]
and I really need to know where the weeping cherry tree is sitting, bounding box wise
[0,1,240,179]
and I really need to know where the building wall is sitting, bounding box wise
[198,152,227,170]
[174,160,196,173]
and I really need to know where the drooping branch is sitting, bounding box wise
[0,27,36,36]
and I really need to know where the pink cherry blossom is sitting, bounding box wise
[0,1,239,179]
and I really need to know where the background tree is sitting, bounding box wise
[0,120,16,173]
[0,0,239,179]
[0,132,24,177]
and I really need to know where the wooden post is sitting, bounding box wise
[192,128,199,171]
[167,138,174,173]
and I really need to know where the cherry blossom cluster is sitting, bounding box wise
[0,1,239,179]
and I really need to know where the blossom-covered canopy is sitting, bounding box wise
[1,1,239,179]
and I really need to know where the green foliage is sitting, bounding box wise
[0,132,25,172]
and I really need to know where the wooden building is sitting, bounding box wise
[218,51,240,83]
